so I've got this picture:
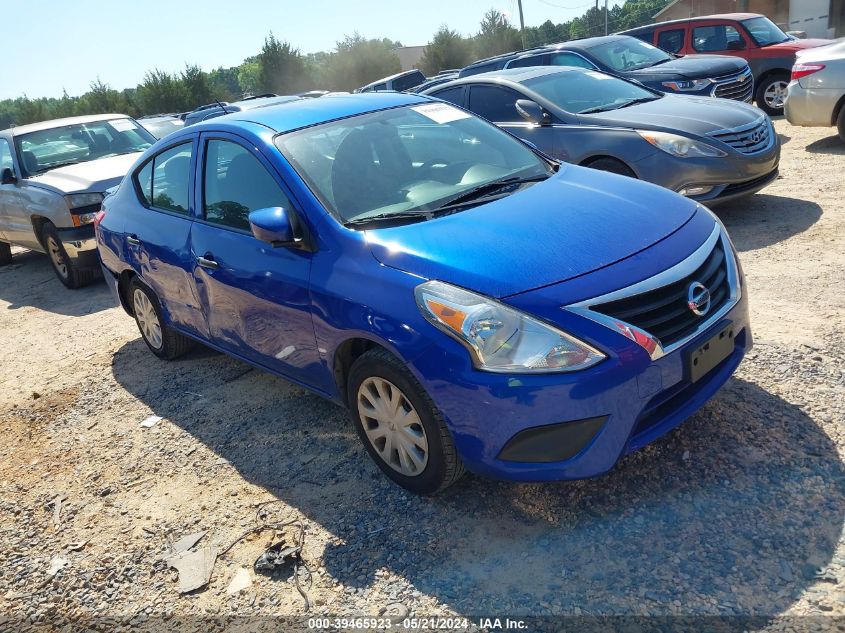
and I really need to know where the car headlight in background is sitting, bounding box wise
[65,192,104,226]
[415,281,605,373]
[662,79,712,92]
[636,130,727,158]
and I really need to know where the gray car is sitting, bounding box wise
[423,66,780,205]
[785,40,845,142]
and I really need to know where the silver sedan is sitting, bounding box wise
[785,40,845,142]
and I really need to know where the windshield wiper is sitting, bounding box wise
[579,96,658,114]
[425,174,549,212]
[34,160,82,174]
[344,211,433,228]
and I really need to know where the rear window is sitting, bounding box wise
[657,29,685,54]
[392,71,426,92]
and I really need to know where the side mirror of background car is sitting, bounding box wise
[727,40,746,51]
[1,167,17,185]
[248,207,299,247]
[515,99,551,126]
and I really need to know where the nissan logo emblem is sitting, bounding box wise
[687,282,711,317]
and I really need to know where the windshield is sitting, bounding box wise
[275,103,552,224]
[741,16,789,46]
[589,38,672,72]
[15,118,155,176]
[525,70,659,114]
[141,118,184,139]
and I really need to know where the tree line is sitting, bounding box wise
[0,0,669,129]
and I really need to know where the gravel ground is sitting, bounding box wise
[0,119,843,632]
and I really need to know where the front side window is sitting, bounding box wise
[657,29,685,54]
[549,52,596,69]
[14,118,155,177]
[588,38,672,72]
[741,16,789,46]
[693,25,743,52]
[204,140,291,231]
[275,103,551,225]
[0,139,13,172]
[135,142,193,214]
[468,85,523,122]
[508,54,549,68]
[524,69,660,114]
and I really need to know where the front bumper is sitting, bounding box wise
[57,225,98,268]
[409,285,750,482]
[785,81,840,127]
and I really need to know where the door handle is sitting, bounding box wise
[197,255,219,270]
[126,234,140,245]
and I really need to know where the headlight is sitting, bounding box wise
[65,192,104,210]
[662,78,712,92]
[636,130,727,158]
[415,280,605,373]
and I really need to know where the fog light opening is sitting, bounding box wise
[678,185,715,197]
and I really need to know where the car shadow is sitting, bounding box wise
[805,134,845,155]
[715,194,822,252]
[0,249,112,316]
[112,338,845,616]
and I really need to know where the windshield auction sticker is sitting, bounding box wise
[411,103,472,124]
[108,119,138,132]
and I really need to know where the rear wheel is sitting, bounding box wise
[347,347,464,494]
[585,157,637,178]
[130,277,194,360]
[41,224,97,289]
[0,242,11,266]
[756,73,789,116]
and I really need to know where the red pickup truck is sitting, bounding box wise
[621,13,831,115]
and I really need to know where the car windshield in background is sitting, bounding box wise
[15,119,155,176]
[589,39,672,71]
[141,118,184,139]
[525,70,660,114]
[275,104,552,225]
[741,16,790,46]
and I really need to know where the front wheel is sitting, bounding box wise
[41,224,97,289]
[130,278,194,360]
[837,107,845,144]
[0,242,11,266]
[756,73,789,116]
[347,348,464,494]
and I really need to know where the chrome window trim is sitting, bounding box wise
[565,221,741,360]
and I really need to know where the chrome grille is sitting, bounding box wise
[709,118,773,155]
[711,69,754,102]
[589,240,731,348]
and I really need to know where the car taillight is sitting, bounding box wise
[792,63,825,81]
[93,209,106,229]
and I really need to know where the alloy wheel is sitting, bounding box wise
[46,237,68,279]
[357,376,429,476]
[133,288,163,350]
[764,81,788,110]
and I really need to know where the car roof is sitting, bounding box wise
[219,92,430,134]
[6,114,130,136]
[622,13,761,32]
[361,69,425,88]
[425,66,589,93]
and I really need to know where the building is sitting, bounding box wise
[394,46,426,72]
[654,0,845,38]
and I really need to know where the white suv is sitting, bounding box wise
[0,114,155,288]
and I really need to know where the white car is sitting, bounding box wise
[786,40,845,142]
[0,114,155,287]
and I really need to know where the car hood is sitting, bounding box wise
[25,153,141,194]
[365,164,699,298]
[626,54,746,79]
[581,93,762,136]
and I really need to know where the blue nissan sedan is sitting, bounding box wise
[96,92,751,494]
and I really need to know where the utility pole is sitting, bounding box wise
[517,0,526,49]
[605,0,609,35]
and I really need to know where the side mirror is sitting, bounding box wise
[727,40,746,51]
[515,99,551,125]
[1,167,16,185]
[248,207,298,247]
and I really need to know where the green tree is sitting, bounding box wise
[208,66,240,101]
[257,33,311,94]
[181,64,214,110]
[419,26,472,76]
[137,69,188,114]
[324,34,401,92]
[473,9,522,59]
[237,60,262,96]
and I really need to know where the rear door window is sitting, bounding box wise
[429,86,464,106]
[467,85,523,123]
[0,139,13,172]
[549,52,596,69]
[508,54,549,68]
[693,25,743,52]
[657,28,685,54]
[135,142,193,214]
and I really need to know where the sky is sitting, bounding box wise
[0,0,620,100]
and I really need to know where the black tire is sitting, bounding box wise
[837,107,845,144]
[0,242,11,266]
[347,347,465,494]
[129,277,194,360]
[585,157,637,178]
[40,224,98,289]
[755,72,789,116]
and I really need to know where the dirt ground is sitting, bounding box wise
[1,119,844,631]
